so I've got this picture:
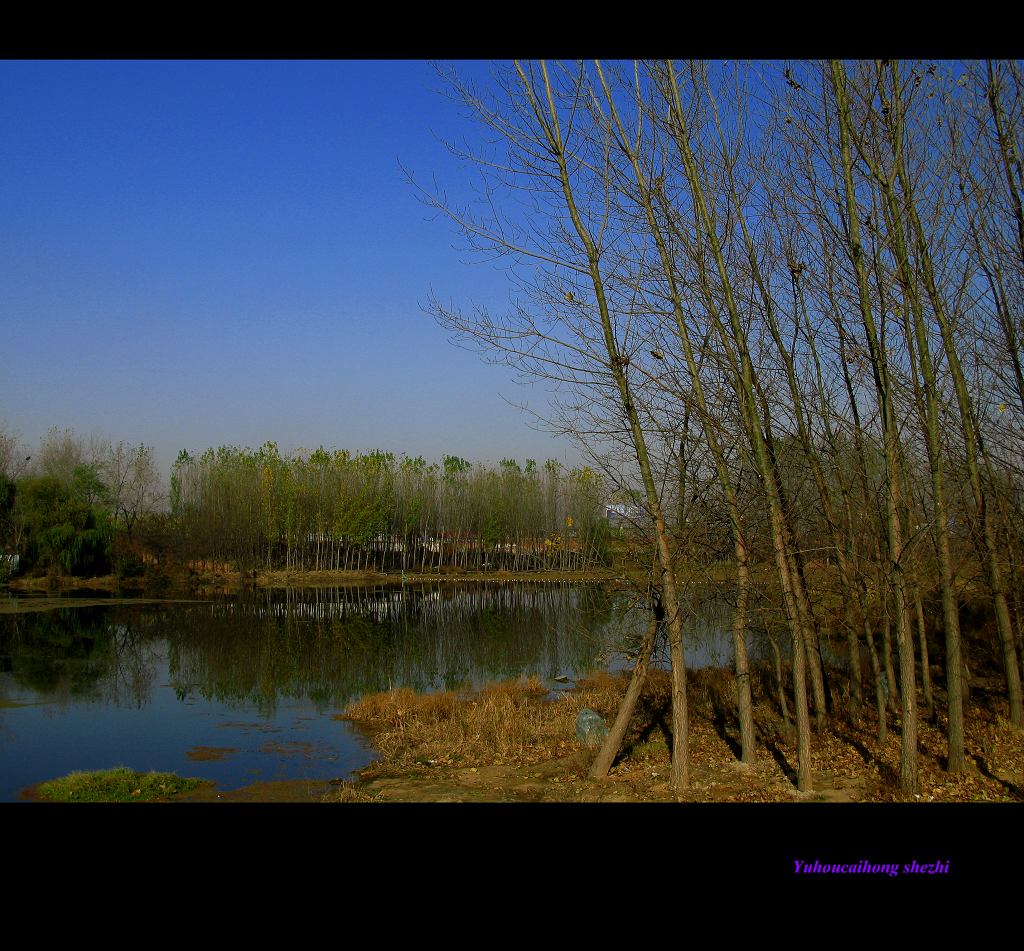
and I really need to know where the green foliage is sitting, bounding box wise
[35,767,204,802]
[0,472,15,553]
[443,454,471,479]
[71,463,110,508]
[166,441,609,573]
[0,472,14,513]
[170,450,193,516]
[14,476,113,576]
[112,545,147,578]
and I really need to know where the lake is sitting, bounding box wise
[0,582,739,800]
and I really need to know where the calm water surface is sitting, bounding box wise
[0,582,736,801]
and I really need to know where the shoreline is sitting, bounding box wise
[8,596,1022,803]
[20,667,1020,804]
[3,566,624,603]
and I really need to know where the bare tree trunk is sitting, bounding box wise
[514,61,691,791]
[660,60,811,789]
[732,534,755,764]
[880,596,901,715]
[590,605,661,779]
[863,616,888,744]
[914,585,934,720]
[877,60,1021,729]
[768,632,794,741]
[844,602,864,722]
[831,60,918,793]
[594,61,755,767]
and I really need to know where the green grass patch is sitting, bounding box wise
[35,766,205,802]
[631,736,670,761]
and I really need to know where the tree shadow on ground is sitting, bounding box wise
[761,738,797,786]
[751,713,798,784]
[971,754,1024,800]
[835,723,899,789]
[619,695,673,765]
[710,704,742,761]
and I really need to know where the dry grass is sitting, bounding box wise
[341,677,565,768]
[341,670,675,775]
[321,780,382,802]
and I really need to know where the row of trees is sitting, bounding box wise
[169,442,611,573]
[2,428,615,577]
[423,59,1024,795]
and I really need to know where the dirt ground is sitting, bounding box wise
[167,724,1020,805]
[323,749,866,803]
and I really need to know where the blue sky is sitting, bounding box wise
[0,60,586,478]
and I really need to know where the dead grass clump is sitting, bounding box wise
[477,676,548,702]
[342,677,560,768]
[341,687,461,726]
[690,667,737,719]
[322,781,380,803]
[572,671,628,708]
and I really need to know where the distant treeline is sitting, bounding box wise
[169,443,611,573]
[0,428,614,578]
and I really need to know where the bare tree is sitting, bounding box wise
[415,61,698,792]
[99,441,163,540]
